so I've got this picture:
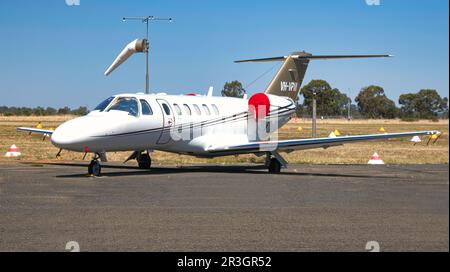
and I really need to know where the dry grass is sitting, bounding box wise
[0,116,448,165]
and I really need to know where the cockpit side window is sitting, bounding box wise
[93,96,114,112]
[107,97,139,117]
[140,99,153,115]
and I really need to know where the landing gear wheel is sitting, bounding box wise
[268,158,281,173]
[88,160,101,176]
[137,153,152,169]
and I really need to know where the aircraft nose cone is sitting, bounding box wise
[51,125,78,149]
[51,117,90,151]
[50,127,70,146]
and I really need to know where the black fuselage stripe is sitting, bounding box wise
[92,103,295,138]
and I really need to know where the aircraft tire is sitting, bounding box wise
[268,158,281,173]
[137,153,152,169]
[88,160,101,176]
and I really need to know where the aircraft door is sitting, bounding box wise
[156,99,175,144]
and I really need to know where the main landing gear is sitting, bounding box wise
[265,152,288,174]
[268,158,281,173]
[124,150,152,170]
[137,152,152,169]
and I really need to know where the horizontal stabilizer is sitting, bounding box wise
[235,54,392,63]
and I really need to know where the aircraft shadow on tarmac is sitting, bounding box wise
[25,162,396,179]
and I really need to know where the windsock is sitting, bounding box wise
[104,39,148,76]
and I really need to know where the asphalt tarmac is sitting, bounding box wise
[0,162,448,251]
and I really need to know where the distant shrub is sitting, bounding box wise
[0,105,89,116]
[400,117,420,122]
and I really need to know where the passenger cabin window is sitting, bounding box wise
[193,104,201,115]
[94,96,114,112]
[173,104,182,115]
[183,104,192,115]
[162,103,171,115]
[202,104,211,115]
[212,104,219,115]
[140,99,153,115]
[108,97,139,117]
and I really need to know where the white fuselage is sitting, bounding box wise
[50,93,296,157]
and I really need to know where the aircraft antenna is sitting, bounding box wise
[243,62,279,90]
[122,16,172,94]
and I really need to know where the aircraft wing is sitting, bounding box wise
[206,131,441,155]
[17,127,54,135]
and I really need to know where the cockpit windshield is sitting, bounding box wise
[107,97,139,117]
[93,96,114,112]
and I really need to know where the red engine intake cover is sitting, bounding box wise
[248,93,270,119]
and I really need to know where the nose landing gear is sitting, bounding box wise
[87,152,107,177]
[88,159,101,176]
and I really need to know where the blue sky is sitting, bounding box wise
[0,0,448,109]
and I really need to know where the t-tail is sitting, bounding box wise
[235,52,393,101]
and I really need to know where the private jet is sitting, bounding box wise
[17,43,441,176]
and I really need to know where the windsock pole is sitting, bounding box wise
[145,19,149,94]
[122,16,172,94]
[145,30,149,94]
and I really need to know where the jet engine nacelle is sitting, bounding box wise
[248,93,270,120]
[104,38,148,76]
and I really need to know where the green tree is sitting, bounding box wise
[300,80,349,116]
[20,107,32,116]
[33,106,46,116]
[399,89,448,119]
[71,106,88,116]
[57,106,71,115]
[349,104,362,119]
[398,93,417,117]
[294,97,303,118]
[45,107,57,116]
[221,80,246,98]
[355,85,398,119]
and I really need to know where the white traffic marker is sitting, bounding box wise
[368,152,384,165]
[411,135,422,143]
[5,144,21,157]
